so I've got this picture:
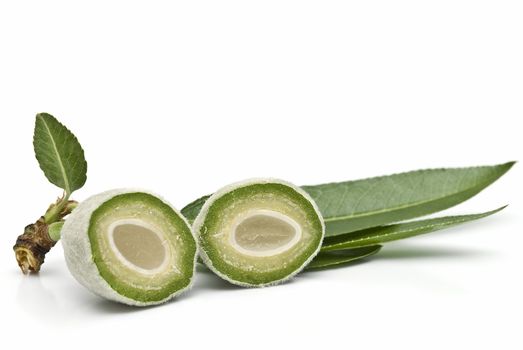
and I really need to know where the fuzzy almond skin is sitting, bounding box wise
[193,178,325,288]
[61,188,197,306]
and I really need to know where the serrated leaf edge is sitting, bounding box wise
[315,162,514,223]
[37,115,72,194]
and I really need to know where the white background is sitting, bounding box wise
[0,1,521,349]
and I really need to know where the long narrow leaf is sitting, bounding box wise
[304,163,513,236]
[321,206,506,251]
[306,246,382,270]
[181,163,514,238]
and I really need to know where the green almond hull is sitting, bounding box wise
[61,189,197,306]
[194,179,325,287]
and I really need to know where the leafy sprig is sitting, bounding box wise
[13,113,87,273]
[13,112,514,274]
[182,163,514,269]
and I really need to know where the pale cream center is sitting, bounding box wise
[109,219,168,272]
[230,210,301,257]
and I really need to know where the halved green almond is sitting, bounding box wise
[61,189,197,306]
[193,179,325,287]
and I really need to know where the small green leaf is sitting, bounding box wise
[181,195,210,224]
[321,206,506,251]
[304,162,514,236]
[306,246,381,270]
[33,113,87,194]
[48,221,64,241]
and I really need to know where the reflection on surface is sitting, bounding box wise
[15,242,491,321]
[15,260,146,322]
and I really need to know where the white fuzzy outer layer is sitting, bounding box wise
[193,178,325,288]
[61,188,197,307]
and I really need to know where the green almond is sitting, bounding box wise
[193,179,325,287]
[61,189,197,306]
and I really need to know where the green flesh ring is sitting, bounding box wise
[90,193,195,302]
[194,180,325,287]
[61,190,197,306]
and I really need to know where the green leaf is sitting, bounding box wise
[304,162,514,236]
[321,206,506,251]
[181,195,210,224]
[181,163,514,235]
[306,245,381,270]
[33,113,87,194]
[48,221,64,241]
